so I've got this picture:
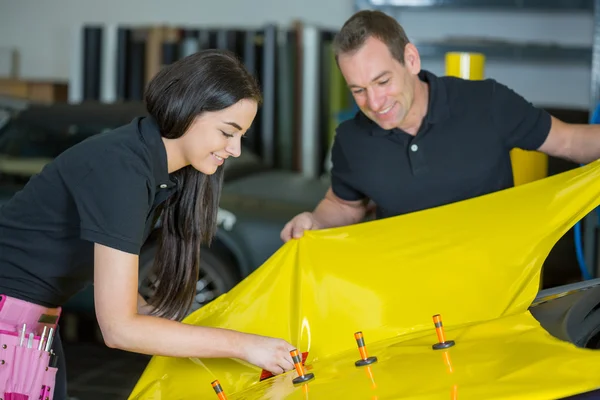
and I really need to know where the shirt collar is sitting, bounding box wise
[138,116,177,190]
[359,69,450,137]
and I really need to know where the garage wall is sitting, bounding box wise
[0,0,595,109]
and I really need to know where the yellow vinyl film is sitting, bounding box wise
[129,160,600,400]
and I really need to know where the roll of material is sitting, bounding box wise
[444,51,485,80]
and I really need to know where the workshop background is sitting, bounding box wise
[0,0,599,399]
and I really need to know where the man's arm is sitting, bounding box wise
[536,116,600,164]
[312,187,368,229]
[280,187,368,242]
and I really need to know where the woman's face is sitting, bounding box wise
[180,99,258,175]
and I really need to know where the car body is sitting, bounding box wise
[0,98,329,314]
[128,156,600,399]
[127,279,600,399]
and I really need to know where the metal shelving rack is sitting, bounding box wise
[356,0,600,278]
[355,0,596,64]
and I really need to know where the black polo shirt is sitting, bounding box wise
[331,69,552,219]
[0,116,178,307]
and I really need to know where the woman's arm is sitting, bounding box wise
[93,243,295,374]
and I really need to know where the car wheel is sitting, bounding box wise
[138,238,240,315]
[531,282,600,349]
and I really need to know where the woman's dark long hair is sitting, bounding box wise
[144,49,262,321]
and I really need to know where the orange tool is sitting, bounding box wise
[354,331,378,366]
[211,380,228,400]
[291,349,315,384]
[432,314,455,350]
[260,351,308,381]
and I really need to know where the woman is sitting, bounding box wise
[0,49,295,399]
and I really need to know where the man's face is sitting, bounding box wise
[338,36,419,131]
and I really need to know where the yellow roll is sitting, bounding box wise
[445,52,485,80]
[445,52,548,186]
[510,148,549,186]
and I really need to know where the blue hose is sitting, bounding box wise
[573,103,600,280]
[575,222,593,280]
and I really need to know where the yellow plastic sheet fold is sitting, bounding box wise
[129,160,600,400]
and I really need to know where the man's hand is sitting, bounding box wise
[280,188,368,243]
[280,212,319,242]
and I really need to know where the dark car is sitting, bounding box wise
[531,278,600,350]
[0,99,329,316]
[525,279,600,399]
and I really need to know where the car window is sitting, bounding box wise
[0,110,9,131]
[0,113,271,183]
[0,121,104,158]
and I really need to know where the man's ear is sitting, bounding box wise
[403,43,421,74]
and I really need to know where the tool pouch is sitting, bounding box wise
[0,295,61,400]
[0,331,58,400]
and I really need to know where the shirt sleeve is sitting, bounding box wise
[330,135,366,202]
[63,153,151,255]
[490,80,552,151]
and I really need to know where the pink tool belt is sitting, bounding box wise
[0,294,61,400]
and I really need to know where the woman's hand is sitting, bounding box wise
[238,334,296,375]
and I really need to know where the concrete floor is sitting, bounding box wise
[60,313,150,400]
[64,342,149,400]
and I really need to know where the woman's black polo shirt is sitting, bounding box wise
[0,116,177,307]
[331,69,552,219]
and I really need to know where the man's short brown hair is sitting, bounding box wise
[333,10,410,64]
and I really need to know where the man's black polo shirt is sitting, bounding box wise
[0,116,178,307]
[331,69,552,219]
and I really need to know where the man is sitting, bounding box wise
[280,9,600,242]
